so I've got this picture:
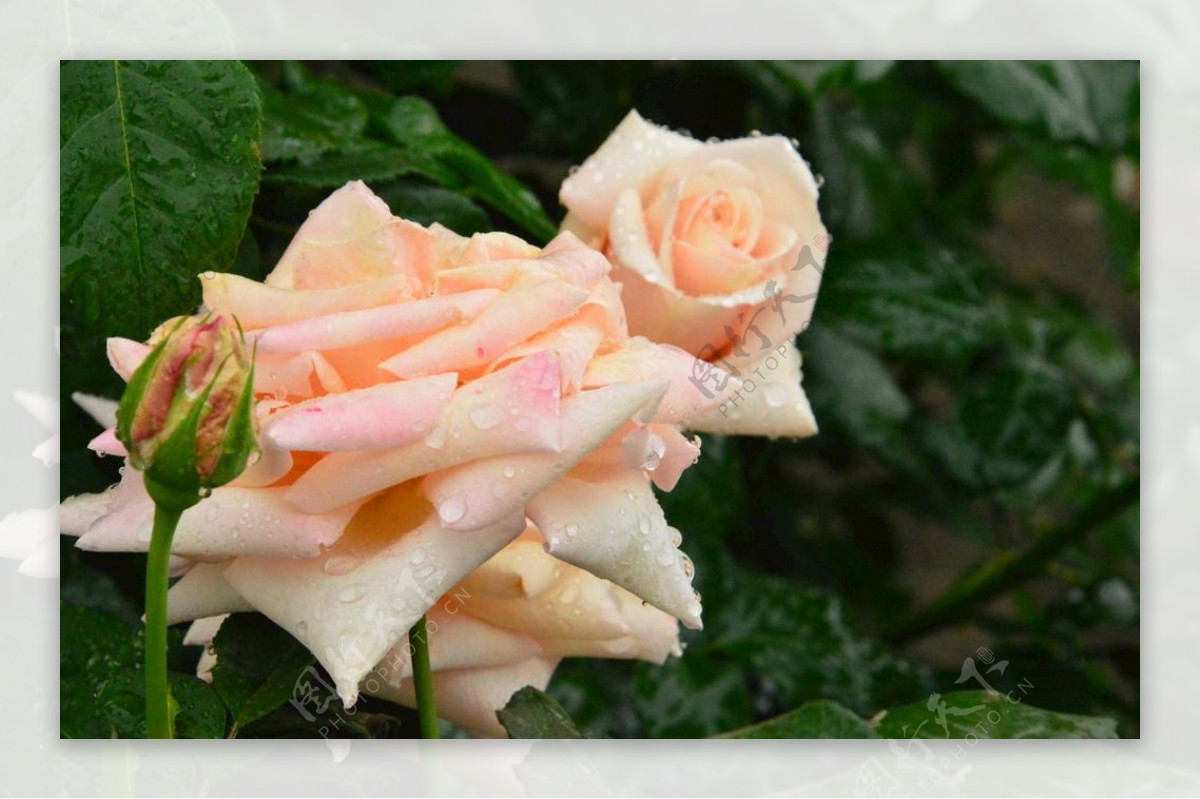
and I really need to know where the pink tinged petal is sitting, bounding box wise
[75,468,357,559]
[376,605,542,682]
[419,380,670,532]
[254,351,347,398]
[488,319,605,395]
[107,337,151,381]
[251,289,499,355]
[202,272,416,330]
[651,426,702,492]
[70,392,118,429]
[608,188,671,286]
[643,178,683,284]
[88,428,126,457]
[287,353,564,514]
[687,341,818,438]
[379,279,589,380]
[262,374,458,452]
[267,182,439,291]
[538,232,613,288]
[527,469,702,630]
[222,483,528,705]
[660,137,823,233]
[370,656,560,738]
[167,565,253,625]
[559,109,702,233]
[584,337,733,423]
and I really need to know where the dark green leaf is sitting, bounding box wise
[60,601,141,738]
[367,61,463,97]
[804,326,912,454]
[707,572,932,719]
[817,244,1003,364]
[263,140,430,188]
[497,686,585,739]
[514,61,651,155]
[257,77,368,164]
[376,181,491,235]
[60,59,262,439]
[377,97,557,242]
[717,700,878,739]
[211,613,315,735]
[97,671,226,739]
[949,354,1078,488]
[939,61,1138,149]
[873,690,1118,739]
[60,60,262,341]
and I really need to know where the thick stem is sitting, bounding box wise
[889,476,1139,645]
[145,503,184,739]
[408,614,440,739]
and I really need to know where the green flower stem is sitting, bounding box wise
[145,502,184,739]
[408,614,440,739]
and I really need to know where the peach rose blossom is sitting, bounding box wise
[61,181,724,706]
[183,526,680,737]
[560,110,830,438]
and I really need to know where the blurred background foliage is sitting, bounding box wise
[60,60,1139,738]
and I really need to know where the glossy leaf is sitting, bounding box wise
[498,686,585,739]
[874,690,1118,739]
[211,613,315,735]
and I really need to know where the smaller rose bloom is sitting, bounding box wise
[116,314,256,504]
[561,110,830,438]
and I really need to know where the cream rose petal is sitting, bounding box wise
[267,181,438,292]
[75,468,357,559]
[559,110,702,234]
[202,273,416,330]
[375,605,542,682]
[527,469,702,629]
[418,380,670,532]
[687,340,818,438]
[166,563,254,625]
[222,484,528,705]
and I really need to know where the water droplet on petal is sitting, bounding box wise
[410,549,426,566]
[565,523,579,538]
[502,465,516,479]
[337,584,366,603]
[468,403,506,431]
[764,382,787,409]
[559,583,580,604]
[438,496,467,524]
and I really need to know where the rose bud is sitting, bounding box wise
[115,314,257,509]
